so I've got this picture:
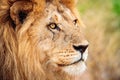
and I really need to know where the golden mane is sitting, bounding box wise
[0,0,87,80]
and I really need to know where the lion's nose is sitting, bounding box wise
[73,45,88,54]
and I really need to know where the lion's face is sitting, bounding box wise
[10,0,88,76]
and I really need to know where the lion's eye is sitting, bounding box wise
[48,23,60,31]
[49,23,56,29]
[73,19,78,26]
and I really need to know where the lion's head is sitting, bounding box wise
[0,0,88,80]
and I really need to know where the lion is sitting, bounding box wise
[0,0,89,80]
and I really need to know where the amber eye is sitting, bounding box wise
[48,23,60,31]
[49,23,56,29]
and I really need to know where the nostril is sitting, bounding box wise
[73,45,88,54]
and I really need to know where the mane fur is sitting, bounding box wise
[0,0,77,80]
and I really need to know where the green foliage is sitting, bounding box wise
[112,0,120,29]
[77,1,94,14]
[77,0,107,14]
[112,0,120,16]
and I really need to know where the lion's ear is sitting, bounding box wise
[10,1,33,25]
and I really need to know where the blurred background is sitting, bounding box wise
[77,0,120,80]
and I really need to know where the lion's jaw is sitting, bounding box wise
[50,49,88,76]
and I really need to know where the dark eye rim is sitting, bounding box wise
[73,19,78,25]
[47,23,61,31]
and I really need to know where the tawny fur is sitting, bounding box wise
[0,0,87,80]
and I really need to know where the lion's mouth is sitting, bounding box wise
[58,58,84,66]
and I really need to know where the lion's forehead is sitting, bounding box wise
[62,9,76,20]
[47,11,62,22]
[46,4,76,23]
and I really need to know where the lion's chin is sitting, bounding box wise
[62,61,86,76]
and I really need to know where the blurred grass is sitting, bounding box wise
[112,0,120,16]
[112,0,120,29]
[77,0,104,14]
[77,0,120,80]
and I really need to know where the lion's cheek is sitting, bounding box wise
[35,39,55,62]
[38,39,54,51]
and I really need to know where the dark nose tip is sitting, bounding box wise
[73,45,88,54]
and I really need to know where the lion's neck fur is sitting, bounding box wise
[0,23,71,80]
[0,23,18,80]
